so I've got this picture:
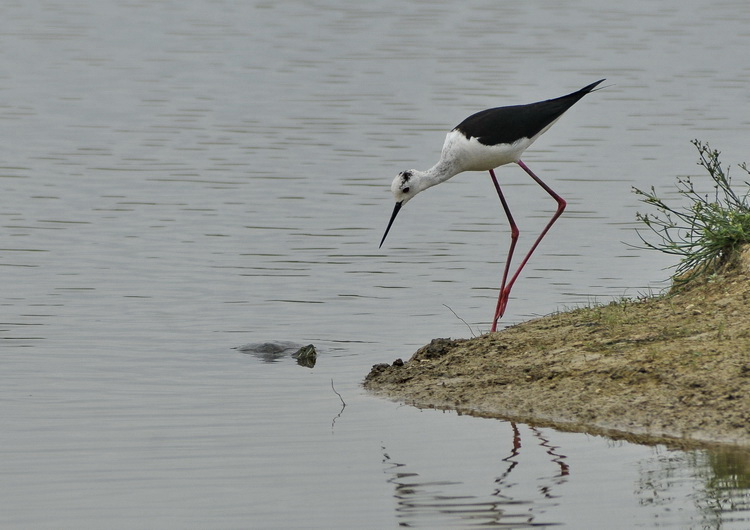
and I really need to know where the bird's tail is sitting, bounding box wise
[547,79,606,107]
[579,79,607,94]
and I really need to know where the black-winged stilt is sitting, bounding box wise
[379,79,605,332]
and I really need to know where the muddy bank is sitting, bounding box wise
[365,250,750,448]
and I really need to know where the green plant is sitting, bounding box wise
[633,140,750,283]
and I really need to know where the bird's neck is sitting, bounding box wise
[416,158,461,193]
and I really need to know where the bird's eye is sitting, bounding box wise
[403,187,410,194]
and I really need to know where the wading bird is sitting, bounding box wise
[379,79,605,332]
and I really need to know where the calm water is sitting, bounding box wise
[2,0,750,528]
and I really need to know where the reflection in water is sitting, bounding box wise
[637,447,750,528]
[382,422,569,527]
[330,379,346,432]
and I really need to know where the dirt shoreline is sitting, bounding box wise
[364,251,750,448]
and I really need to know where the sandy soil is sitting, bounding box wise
[364,248,750,448]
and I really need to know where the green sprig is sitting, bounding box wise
[633,140,750,283]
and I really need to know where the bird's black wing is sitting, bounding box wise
[454,79,604,146]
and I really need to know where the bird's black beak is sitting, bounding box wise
[379,201,403,248]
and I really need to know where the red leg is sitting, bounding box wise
[488,169,518,332]
[490,160,566,332]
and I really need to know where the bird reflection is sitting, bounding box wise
[381,422,570,528]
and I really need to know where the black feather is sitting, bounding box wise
[453,79,605,146]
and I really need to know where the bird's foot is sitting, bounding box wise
[490,288,511,332]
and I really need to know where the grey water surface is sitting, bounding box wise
[2,0,750,528]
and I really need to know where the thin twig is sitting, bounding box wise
[331,378,346,407]
[443,304,476,337]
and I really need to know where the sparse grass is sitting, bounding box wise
[633,140,750,284]
[567,293,654,330]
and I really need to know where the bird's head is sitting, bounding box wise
[390,170,420,205]
[380,170,420,248]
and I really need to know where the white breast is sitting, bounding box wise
[441,130,534,173]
